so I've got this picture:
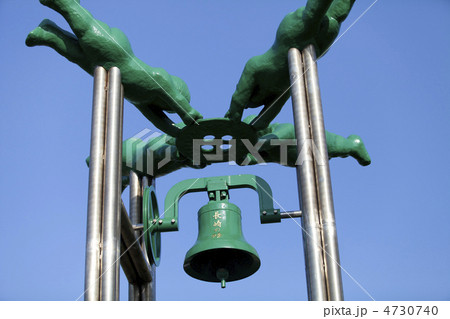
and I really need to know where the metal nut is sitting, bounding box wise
[262,211,267,215]
[171,219,176,224]
[158,220,163,224]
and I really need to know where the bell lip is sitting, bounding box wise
[183,247,261,283]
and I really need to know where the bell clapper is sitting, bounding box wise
[216,268,229,289]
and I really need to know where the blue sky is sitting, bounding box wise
[1,0,449,301]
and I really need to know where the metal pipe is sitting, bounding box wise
[130,171,141,246]
[148,264,156,301]
[101,67,123,301]
[128,285,138,301]
[120,240,139,285]
[280,211,302,219]
[120,201,153,283]
[120,204,155,287]
[288,48,327,301]
[84,66,107,301]
[129,171,141,301]
[117,78,125,301]
[132,224,144,231]
[140,285,151,301]
[302,45,344,300]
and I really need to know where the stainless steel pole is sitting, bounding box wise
[120,239,139,284]
[302,45,344,300]
[116,79,124,301]
[129,171,142,301]
[101,67,123,301]
[288,48,327,301]
[85,67,107,301]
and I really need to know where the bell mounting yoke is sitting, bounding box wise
[151,174,281,235]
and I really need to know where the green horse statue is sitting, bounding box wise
[225,0,355,130]
[27,0,356,134]
[29,0,370,179]
[26,0,202,136]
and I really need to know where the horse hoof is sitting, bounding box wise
[348,135,371,166]
[181,111,202,125]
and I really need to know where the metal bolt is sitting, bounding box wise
[262,211,267,215]
[171,219,176,224]
[158,220,163,225]
[152,219,157,224]
[274,210,278,214]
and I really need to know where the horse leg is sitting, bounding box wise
[326,132,371,166]
[39,0,104,39]
[26,19,93,73]
[249,93,290,130]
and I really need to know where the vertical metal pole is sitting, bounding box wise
[288,48,327,301]
[129,170,141,301]
[128,281,138,301]
[143,176,156,301]
[303,45,344,300]
[116,81,124,301]
[84,67,107,301]
[101,67,123,301]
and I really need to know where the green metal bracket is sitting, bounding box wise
[142,185,161,266]
[142,174,281,266]
[150,175,280,235]
[175,118,258,166]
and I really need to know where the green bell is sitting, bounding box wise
[183,201,261,288]
[151,175,277,288]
